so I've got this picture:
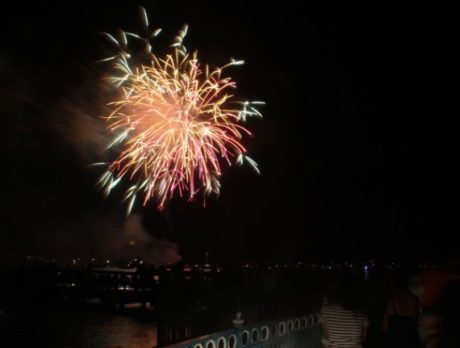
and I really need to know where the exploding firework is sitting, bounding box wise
[95,7,263,213]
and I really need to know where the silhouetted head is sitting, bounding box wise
[390,268,413,292]
[325,271,365,311]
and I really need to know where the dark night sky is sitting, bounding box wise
[0,1,454,264]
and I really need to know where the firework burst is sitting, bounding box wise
[95,7,263,214]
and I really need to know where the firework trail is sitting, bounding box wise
[95,7,263,214]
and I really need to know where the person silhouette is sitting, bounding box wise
[320,273,369,348]
[382,269,421,347]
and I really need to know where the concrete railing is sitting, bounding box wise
[163,314,322,348]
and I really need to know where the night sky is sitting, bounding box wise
[0,1,453,265]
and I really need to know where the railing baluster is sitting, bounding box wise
[162,314,321,348]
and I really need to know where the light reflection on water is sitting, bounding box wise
[1,304,157,348]
[72,315,157,348]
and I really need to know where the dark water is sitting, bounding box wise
[0,304,157,348]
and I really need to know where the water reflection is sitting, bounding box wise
[1,305,157,348]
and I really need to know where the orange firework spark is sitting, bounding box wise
[95,7,263,213]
